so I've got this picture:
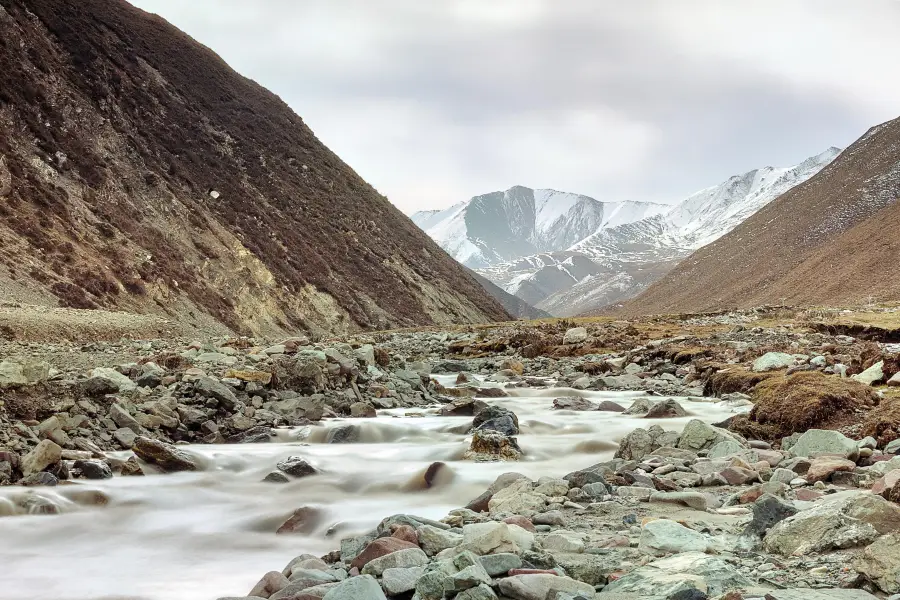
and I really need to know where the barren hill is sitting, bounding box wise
[0,0,508,336]
[622,116,900,315]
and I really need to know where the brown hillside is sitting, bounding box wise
[0,0,509,336]
[623,116,900,315]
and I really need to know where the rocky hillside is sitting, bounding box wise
[625,117,900,315]
[0,0,508,336]
[467,270,550,320]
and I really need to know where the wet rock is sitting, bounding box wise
[644,399,687,419]
[20,439,62,475]
[639,519,709,556]
[752,352,795,372]
[74,459,113,480]
[320,575,386,600]
[472,405,520,436]
[276,456,318,478]
[464,429,522,461]
[603,552,752,596]
[20,471,59,486]
[132,436,198,472]
[597,400,627,412]
[563,327,588,344]
[441,398,487,417]
[744,494,798,538]
[326,425,360,444]
[276,507,324,535]
[263,471,290,484]
[498,573,594,600]
[789,429,858,459]
[853,532,900,594]
[624,397,655,415]
[552,397,598,411]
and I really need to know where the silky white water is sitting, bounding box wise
[0,383,746,600]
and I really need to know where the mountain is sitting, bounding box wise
[451,149,839,316]
[0,0,509,336]
[411,186,668,268]
[621,117,900,315]
[467,270,550,320]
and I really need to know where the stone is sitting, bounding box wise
[889,373,900,388]
[488,478,546,516]
[719,467,759,486]
[707,440,744,459]
[552,397,598,411]
[473,405,520,436]
[350,537,418,570]
[616,427,656,461]
[603,552,752,597]
[276,457,318,478]
[110,404,143,434]
[276,507,324,535]
[639,520,709,556]
[677,419,737,452]
[752,352,795,372]
[765,591,878,600]
[563,327,588,344]
[441,398,487,417]
[460,521,534,555]
[321,575,386,600]
[853,533,900,594]
[644,399,687,419]
[542,531,585,553]
[418,524,463,556]
[852,361,885,385]
[381,566,426,596]
[248,571,290,599]
[465,429,523,461]
[744,494,798,538]
[326,425,360,444]
[498,573,594,600]
[132,436,198,472]
[872,469,900,495]
[805,457,856,483]
[597,400,627,412]
[789,429,858,460]
[445,554,491,592]
[20,471,59,486]
[264,471,290,483]
[349,402,376,418]
[90,367,136,392]
[361,547,429,577]
[649,491,710,511]
[479,552,523,576]
[20,439,62,475]
[456,583,498,600]
[194,376,239,410]
[74,460,113,480]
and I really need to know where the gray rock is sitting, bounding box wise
[852,361,885,386]
[445,552,491,592]
[649,491,710,511]
[195,377,239,410]
[615,427,655,461]
[0,359,49,386]
[74,460,113,480]
[563,327,588,344]
[132,436,198,472]
[20,471,59,486]
[326,424,361,444]
[381,566,426,596]
[644,399,687,419]
[456,583,498,600]
[20,439,62,475]
[90,367,136,392]
[552,397,598,411]
[707,440,744,459]
[887,438,900,454]
[752,352,795,372]
[321,575,386,600]
[789,429,858,459]
[361,547,429,577]
[498,573,594,600]
[744,494,798,538]
[603,552,752,596]
[276,456,318,478]
[248,571,290,599]
[766,591,878,599]
[677,420,739,452]
[639,520,709,556]
[479,552,522,576]
[418,524,463,556]
[764,494,884,555]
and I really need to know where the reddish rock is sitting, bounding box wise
[350,537,418,570]
[795,488,824,501]
[739,486,764,504]
[598,535,630,548]
[390,524,419,545]
[755,449,785,467]
[465,490,492,513]
[872,468,900,495]
[503,515,536,532]
[805,458,856,483]
[720,467,760,486]
[276,507,324,535]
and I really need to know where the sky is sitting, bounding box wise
[129,0,900,214]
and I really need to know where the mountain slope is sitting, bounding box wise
[467,270,550,320]
[412,186,668,268]
[0,0,509,335]
[623,117,900,314]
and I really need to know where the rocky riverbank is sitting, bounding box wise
[4,308,900,598]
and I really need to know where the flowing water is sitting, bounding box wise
[0,380,746,600]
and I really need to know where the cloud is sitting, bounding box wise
[129,0,900,213]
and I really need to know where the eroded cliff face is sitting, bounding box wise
[0,0,509,336]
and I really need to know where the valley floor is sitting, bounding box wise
[2,306,900,599]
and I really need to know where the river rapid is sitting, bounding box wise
[0,379,746,600]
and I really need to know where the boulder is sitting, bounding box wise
[752,352,795,372]
[853,533,900,594]
[789,429,858,460]
[552,397,598,411]
[459,521,534,555]
[488,478,546,516]
[806,457,856,483]
[271,352,327,393]
[852,361,885,386]
[463,429,522,461]
[472,405,519,436]
[350,538,418,570]
[603,552,752,597]
[361,548,429,577]
[381,566,426,596]
[89,367,136,392]
[74,460,113,480]
[497,573,594,600]
[20,439,62,475]
[418,524,463,556]
[441,398,487,417]
[743,494,798,538]
[276,507,324,535]
[563,327,588,344]
[132,436,198,472]
[638,520,709,556]
[195,376,239,410]
[677,420,738,452]
[707,440,744,459]
[615,427,655,461]
[321,575,386,600]
[326,425,361,444]
[644,399,687,419]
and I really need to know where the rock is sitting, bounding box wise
[616,427,655,461]
[350,538,419,571]
[597,400,627,412]
[806,457,856,483]
[464,429,522,461]
[789,429,859,459]
[0,360,48,386]
[542,531,585,553]
[90,367,136,392]
[20,471,59,486]
[248,571,290,599]
[321,575,386,600]
[644,399,687,419]
[132,436,198,472]
[74,460,113,480]
[552,397,598,411]
[263,471,290,483]
[441,398,487,417]
[707,440,744,459]
[473,405,520,436]
[852,361,885,386]
[649,491,710,511]
[361,547,429,577]
[603,552,752,596]
[677,420,737,452]
[459,521,534,555]
[349,402,376,418]
[109,404,143,434]
[20,439,62,475]
[195,376,239,410]
[752,352,795,372]
[326,425,360,444]
[479,552,523,576]
[853,533,900,594]
[719,467,759,486]
[744,494,798,538]
[381,566,426,596]
[276,457,318,478]
[455,583,498,600]
[563,327,588,344]
[639,520,709,556]
[488,478,546,516]
[418,524,463,556]
[268,395,325,421]
[276,507,324,535]
[888,373,900,388]
[445,552,492,592]
[765,591,878,600]
[498,573,594,600]
[872,469,900,495]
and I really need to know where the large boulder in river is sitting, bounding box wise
[464,430,522,462]
[132,436,198,472]
[472,405,519,435]
[552,396,597,411]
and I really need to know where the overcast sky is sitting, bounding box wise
[130,0,900,214]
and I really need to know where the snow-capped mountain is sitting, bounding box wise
[412,148,841,316]
[411,186,668,268]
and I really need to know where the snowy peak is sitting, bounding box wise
[411,186,668,267]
